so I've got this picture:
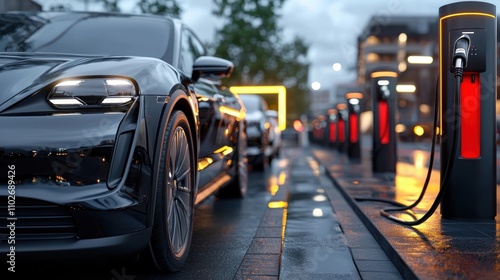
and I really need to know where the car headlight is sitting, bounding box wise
[48,78,137,108]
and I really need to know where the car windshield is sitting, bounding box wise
[239,95,264,113]
[0,12,173,62]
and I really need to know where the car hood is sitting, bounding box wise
[0,52,181,107]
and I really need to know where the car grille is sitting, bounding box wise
[0,196,77,240]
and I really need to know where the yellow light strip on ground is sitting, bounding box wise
[270,184,279,196]
[230,85,287,131]
[281,208,287,246]
[278,171,286,185]
[268,201,288,209]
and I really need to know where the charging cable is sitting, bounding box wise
[355,35,470,225]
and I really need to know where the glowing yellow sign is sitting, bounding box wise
[230,85,287,131]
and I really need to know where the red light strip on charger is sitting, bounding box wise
[379,100,389,144]
[460,73,480,159]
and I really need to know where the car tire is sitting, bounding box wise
[253,153,269,171]
[149,110,195,272]
[268,146,275,162]
[253,133,270,171]
[216,126,248,198]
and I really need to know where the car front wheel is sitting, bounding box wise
[149,110,195,272]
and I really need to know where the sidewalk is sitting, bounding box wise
[279,143,403,279]
[308,143,500,279]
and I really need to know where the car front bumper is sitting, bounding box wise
[0,109,154,259]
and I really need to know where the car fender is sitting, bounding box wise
[147,86,199,227]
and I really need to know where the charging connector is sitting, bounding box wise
[453,34,470,81]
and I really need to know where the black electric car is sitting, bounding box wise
[0,11,247,273]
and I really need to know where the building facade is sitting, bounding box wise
[356,16,439,125]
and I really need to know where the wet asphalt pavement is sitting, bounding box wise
[311,135,500,280]
[13,135,498,279]
[280,144,402,280]
[9,156,282,279]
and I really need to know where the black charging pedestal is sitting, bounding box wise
[370,70,398,173]
[336,103,347,153]
[326,108,338,149]
[345,92,363,159]
[439,1,497,220]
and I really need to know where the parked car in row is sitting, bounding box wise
[238,94,271,170]
[266,109,281,160]
[0,11,247,273]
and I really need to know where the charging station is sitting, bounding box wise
[319,114,329,146]
[346,92,363,159]
[439,2,497,220]
[326,108,338,148]
[312,115,326,145]
[336,103,348,153]
[370,69,398,173]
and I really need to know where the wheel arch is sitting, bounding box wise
[148,87,199,228]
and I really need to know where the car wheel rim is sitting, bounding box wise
[166,126,192,255]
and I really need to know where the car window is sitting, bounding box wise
[0,14,44,52]
[0,13,173,61]
[179,27,206,74]
[194,80,217,98]
[239,95,267,112]
[214,84,234,98]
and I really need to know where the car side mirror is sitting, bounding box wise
[191,56,234,83]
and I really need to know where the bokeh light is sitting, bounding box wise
[311,82,321,90]
[332,63,342,71]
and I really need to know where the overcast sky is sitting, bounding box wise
[36,0,497,91]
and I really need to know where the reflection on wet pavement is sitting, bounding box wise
[311,143,500,279]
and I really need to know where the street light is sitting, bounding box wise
[332,63,342,72]
[311,82,321,90]
[407,55,433,64]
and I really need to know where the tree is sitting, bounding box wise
[138,0,182,17]
[211,0,309,123]
[99,0,121,12]
[96,0,181,17]
[49,4,72,11]
[276,37,310,123]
